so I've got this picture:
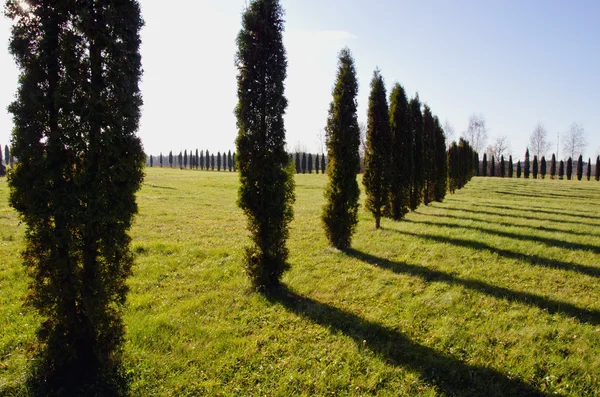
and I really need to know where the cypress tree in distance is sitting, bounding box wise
[196,149,199,170]
[388,83,412,219]
[516,161,522,178]
[482,153,488,177]
[217,151,221,171]
[7,0,145,392]
[586,157,591,181]
[315,153,320,174]
[559,160,565,179]
[322,47,361,249]
[500,155,505,177]
[524,148,530,178]
[321,153,326,173]
[540,156,547,179]
[308,153,313,174]
[490,156,495,177]
[508,155,514,177]
[567,157,573,180]
[211,153,215,170]
[577,154,583,181]
[433,116,447,201]
[184,149,188,169]
[532,155,538,179]
[160,153,163,167]
[200,150,205,170]
[550,154,556,179]
[235,0,295,292]
[169,151,173,168]
[295,152,301,174]
[228,150,232,171]
[3,145,8,166]
[422,104,436,205]
[363,69,391,228]
[596,156,599,181]
[409,94,424,210]
[302,152,307,174]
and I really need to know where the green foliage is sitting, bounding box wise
[3,144,8,166]
[363,69,391,228]
[315,153,320,174]
[532,155,538,179]
[169,151,173,168]
[596,156,599,181]
[5,0,145,393]
[409,95,424,210]
[200,150,204,170]
[577,155,583,181]
[228,150,232,172]
[322,48,361,249]
[235,0,295,292]
[567,157,573,180]
[160,153,163,167]
[422,105,437,205]
[524,149,530,178]
[295,152,301,174]
[482,153,488,177]
[490,156,495,177]
[211,154,215,170]
[321,153,326,174]
[540,156,546,179]
[516,161,522,178]
[447,139,475,193]
[217,151,221,171]
[500,155,505,177]
[559,160,565,179]
[302,152,307,174]
[550,154,556,179]
[586,158,591,181]
[307,153,313,174]
[388,83,412,219]
[508,155,513,177]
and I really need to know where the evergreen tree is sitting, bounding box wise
[200,150,204,170]
[586,157,591,181]
[217,151,221,171]
[559,160,565,179]
[409,94,424,210]
[448,141,459,193]
[169,151,173,168]
[178,151,183,169]
[363,69,391,228]
[422,104,436,205]
[388,83,412,218]
[308,153,313,174]
[322,47,360,249]
[517,161,522,178]
[550,154,556,179]
[160,152,163,167]
[490,156,495,177]
[596,156,599,181]
[577,154,583,181]
[315,153,320,174]
[508,155,514,177]
[524,148,530,178]
[3,144,8,166]
[540,156,547,179]
[6,0,144,392]
[150,155,153,167]
[321,153,326,173]
[235,0,295,291]
[433,116,447,201]
[295,152,301,173]
[302,152,307,174]
[482,153,488,176]
[233,152,237,171]
[567,157,573,180]
[500,155,505,177]
[211,154,215,170]
[196,149,199,169]
[532,155,538,179]
[228,150,232,171]
[184,149,188,169]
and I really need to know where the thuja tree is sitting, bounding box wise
[559,160,565,179]
[516,161,522,178]
[482,153,487,177]
[550,154,556,179]
[235,0,295,291]
[586,157,591,181]
[315,153,320,174]
[169,150,173,167]
[409,94,424,210]
[448,141,459,193]
[200,150,204,170]
[508,155,514,177]
[217,151,221,171]
[363,69,391,228]
[295,152,301,173]
[388,83,412,219]
[422,104,436,205]
[490,156,495,177]
[540,156,547,179]
[308,153,313,173]
[532,155,538,179]
[433,116,447,201]
[524,148,530,178]
[302,152,307,173]
[596,156,599,181]
[211,153,215,170]
[3,144,8,166]
[322,47,361,249]
[321,153,326,173]
[500,155,505,177]
[567,157,573,180]
[577,155,583,181]
[6,0,145,392]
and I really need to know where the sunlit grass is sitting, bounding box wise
[1,169,599,396]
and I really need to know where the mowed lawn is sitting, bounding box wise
[1,168,600,396]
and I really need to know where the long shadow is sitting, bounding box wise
[465,198,600,218]
[494,190,600,201]
[346,249,600,326]
[268,286,546,397]
[469,201,600,222]
[395,230,600,279]
[404,218,600,254]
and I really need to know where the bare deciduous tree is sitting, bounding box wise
[463,114,487,154]
[562,122,587,160]
[358,121,367,157]
[529,123,552,159]
[443,119,455,148]
[486,136,511,163]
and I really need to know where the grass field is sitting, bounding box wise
[1,168,600,396]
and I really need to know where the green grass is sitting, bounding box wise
[1,169,600,396]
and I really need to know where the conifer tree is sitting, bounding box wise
[235,0,295,291]
[517,161,522,178]
[532,155,538,179]
[540,156,547,179]
[228,150,232,171]
[508,155,514,177]
[409,94,424,210]
[233,152,237,171]
[210,154,214,170]
[169,151,173,168]
[422,104,436,205]
[596,156,599,181]
[322,47,360,249]
[321,153,326,173]
[577,154,583,181]
[524,148,530,178]
[206,150,211,169]
[178,151,183,168]
[388,83,412,218]
[448,141,459,193]
[302,152,307,174]
[160,153,163,167]
[559,160,565,179]
[500,155,505,177]
[550,154,556,179]
[195,149,199,169]
[315,153,320,174]
[433,116,447,201]
[3,145,8,166]
[586,157,591,181]
[150,155,153,167]
[363,69,391,228]
[482,153,488,176]
[184,149,188,169]
[308,153,313,173]
[295,152,301,173]
[200,150,204,170]
[217,151,221,171]
[6,0,145,392]
[567,157,573,180]
[490,156,495,177]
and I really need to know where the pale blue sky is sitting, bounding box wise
[1,0,598,160]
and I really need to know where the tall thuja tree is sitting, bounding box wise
[550,154,556,179]
[206,149,211,169]
[363,69,391,228]
[516,161,522,178]
[532,155,538,179]
[178,151,182,168]
[217,151,222,171]
[577,154,583,181]
[149,155,153,167]
[490,156,495,177]
[295,152,300,173]
[195,149,199,169]
[524,148,530,178]
[159,152,163,167]
[200,150,204,170]
[307,153,313,173]
[184,149,188,169]
[321,153,326,174]
[596,156,599,181]
[228,150,232,171]
[169,150,173,167]
[433,116,447,201]
[235,0,295,291]
[500,155,505,177]
[586,157,591,181]
[447,141,459,193]
[322,47,360,249]
[422,104,436,205]
[566,157,573,180]
[508,155,514,177]
[211,153,215,170]
[3,144,8,166]
[6,0,145,392]
[315,153,320,174]
[409,94,424,210]
[388,83,412,219]
[559,160,565,179]
[540,156,547,179]
[482,153,487,176]
[301,152,307,174]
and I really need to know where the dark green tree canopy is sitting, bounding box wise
[409,94,424,210]
[388,83,412,219]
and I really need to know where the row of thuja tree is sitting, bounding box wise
[147,149,236,171]
[480,150,600,181]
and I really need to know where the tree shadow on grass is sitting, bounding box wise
[404,218,600,255]
[345,249,600,327]
[398,230,600,279]
[493,190,600,201]
[468,201,600,222]
[267,286,546,397]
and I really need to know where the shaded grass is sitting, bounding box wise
[1,170,600,396]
